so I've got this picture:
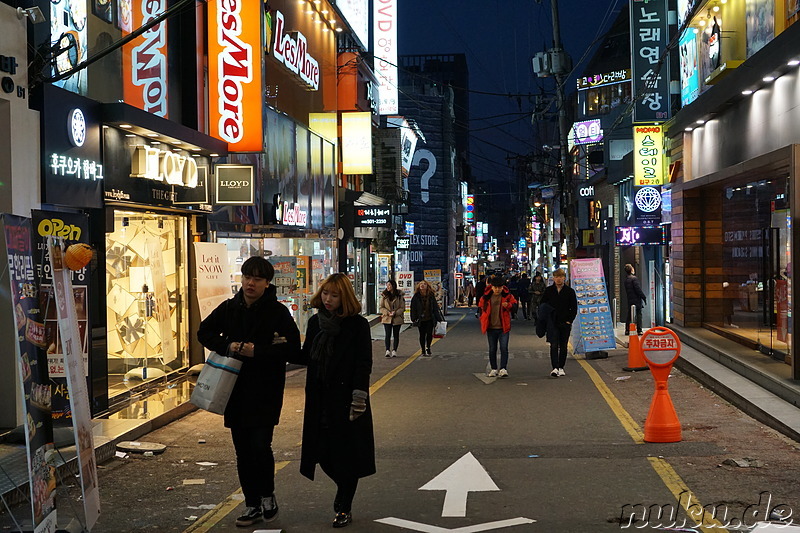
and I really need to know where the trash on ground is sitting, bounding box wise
[198,439,206,444]
[115,451,128,459]
[196,462,217,466]
[183,479,206,485]
[185,515,198,521]
[721,457,764,468]
[188,504,217,510]
[528,455,539,458]
[615,376,631,381]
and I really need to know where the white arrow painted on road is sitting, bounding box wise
[374,517,536,532]
[419,452,500,517]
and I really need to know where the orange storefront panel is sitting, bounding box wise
[208,0,264,152]
[121,0,169,117]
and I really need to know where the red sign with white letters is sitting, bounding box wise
[640,327,681,366]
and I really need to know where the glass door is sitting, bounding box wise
[759,202,791,359]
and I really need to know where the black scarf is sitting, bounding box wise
[310,309,342,382]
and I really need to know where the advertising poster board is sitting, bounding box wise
[48,237,100,529]
[396,272,415,324]
[194,243,231,321]
[569,258,617,353]
[1,215,57,532]
[424,269,445,313]
[271,256,298,307]
[146,241,176,365]
[33,210,90,422]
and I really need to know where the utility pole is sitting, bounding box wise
[532,0,572,269]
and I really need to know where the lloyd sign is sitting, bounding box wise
[271,11,320,91]
[130,145,199,187]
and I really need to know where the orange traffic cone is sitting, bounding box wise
[644,364,682,442]
[623,322,648,371]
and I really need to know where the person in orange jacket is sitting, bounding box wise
[478,276,517,378]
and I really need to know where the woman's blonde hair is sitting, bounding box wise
[309,273,362,317]
[414,280,430,294]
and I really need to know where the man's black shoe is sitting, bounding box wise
[235,506,262,527]
[261,494,279,522]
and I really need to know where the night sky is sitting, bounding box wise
[398,0,624,191]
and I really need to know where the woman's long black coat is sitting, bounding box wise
[297,313,376,481]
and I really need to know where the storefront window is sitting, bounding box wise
[718,178,791,359]
[215,235,336,335]
[105,211,189,397]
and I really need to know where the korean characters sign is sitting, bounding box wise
[630,0,671,122]
[633,124,665,187]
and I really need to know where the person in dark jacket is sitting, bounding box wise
[197,257,300,528]
[624,264,647,335]
[517,273,532,320]
[479,276,517,377]
[474,275,487,318]
[410,280,444,356]
[539,268,578,377]
[297,273,375,529]
[528,272,547,322]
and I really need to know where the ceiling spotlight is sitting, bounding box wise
[698,18,706,26]
[210,153,219,157]
[763,75,776,82]
[335,27,342,32]
[788,59,800,66]
[742,89,754,95]
[147,133,159,137]
[120,124,133,129]
[696,119,705,124]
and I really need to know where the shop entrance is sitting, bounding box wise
[718,178,791,361]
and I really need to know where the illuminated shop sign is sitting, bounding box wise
[630,0,670,122]
[374,0,398,114]
[342,112,373,174]
[354,206,392,227]
[633,125,665,187]
[209,0,263,151]
[271,11,320,91]
[615,226,665,246]
[50,154,104,181]
[280,202,309,226]
[396,236,410,249]
[576,69,631,90]
[465,195,474,222]
[572,119,603,145]
[579,186,595,197]
[122,0,168,116]
[405,221,415,235]
[130,145,198,187]
[215,165,254,205]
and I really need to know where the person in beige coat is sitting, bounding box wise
[380,280,405,357]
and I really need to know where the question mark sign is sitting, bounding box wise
[412,149,436,204]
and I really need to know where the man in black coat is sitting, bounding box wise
[624,264,647,335]
[197,256,300,527]
[539,269,578,377]
[474,275,487,318]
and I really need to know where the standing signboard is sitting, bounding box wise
[47,237,101,529]
[424,269,445,314]
[396,271,414,324]
[569,258,617,353]
[1,215,57,532]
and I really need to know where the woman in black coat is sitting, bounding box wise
[197,257,300,527]
[297,273,375,528]
[539,268,578,377]
[409,280,444,356]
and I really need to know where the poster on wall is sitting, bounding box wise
[1,215,57,533]
[147,241,176,365]
[50,0,88,94]
[48,237,101,530]
[424,269,445,314]
[193,243,230,320]
[33,210,91,423]
[569,258,617,353]
[396,271,415,324]
[679,30,700,106]
[746,0,774,57]
[271,256,298,301]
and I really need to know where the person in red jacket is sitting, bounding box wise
[479,276,517,378]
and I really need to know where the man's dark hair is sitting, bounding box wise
[624,264,633,275]
[489,276,505,287]
[241,256,275,282]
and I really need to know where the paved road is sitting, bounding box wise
[3,308,799,532]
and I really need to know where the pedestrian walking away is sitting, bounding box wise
[380,279,405,357]
[538,268,577,378]
[507,274,520,318]
[624,264,647,335]
[465,279,476,307]
[296,273,376,529]
[474,275,487,318]
[196,256,301,528]
[517,272,532,320]
[410,280,444,356]
[479,276,517,377]
[528,272,546,322]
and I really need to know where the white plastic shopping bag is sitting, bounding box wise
[433,321,447,338]
[190,351,242,414]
